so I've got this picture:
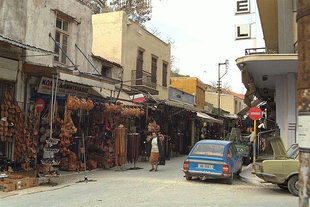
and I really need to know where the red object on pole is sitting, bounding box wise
[248,107,263,120]
[35,98,45,113]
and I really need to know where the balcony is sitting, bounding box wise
[131,70,158,95]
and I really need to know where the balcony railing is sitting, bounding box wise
[131,70,156,89]
[245,47,278,55]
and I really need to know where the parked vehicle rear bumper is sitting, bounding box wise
[252,171,276,178]
[184,170,232,179]
[252,171,285,184]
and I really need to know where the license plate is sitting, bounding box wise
[198,164,214,169]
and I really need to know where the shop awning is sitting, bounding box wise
[222,114,239,119]
[161,99,223,124]
[92,87,139,106]
[238,99,262,116]
[196,112,223,124]
[164,99,199,112]
[0,34,57,56]
[59,72,115,91]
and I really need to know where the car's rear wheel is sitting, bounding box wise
[185,175,192,181]
[277,184,288,190]
[287,175,299,196]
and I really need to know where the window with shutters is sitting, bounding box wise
[162,62,168,87]
[54,17,70,64]
[151,56,157,84]
[136,49,144,85]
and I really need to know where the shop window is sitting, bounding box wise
[162,62,168,87]
[54,17,70,64]
[151,56,157,84]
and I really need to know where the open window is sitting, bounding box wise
[54,17,70,64]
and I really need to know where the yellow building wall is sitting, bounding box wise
[170,78,196,95]
[121,13,171,100]
[196,79,206,110]
[92,11,171,100]
[92,12,123,65]
[205,92,235,114]
[170,77,205,109]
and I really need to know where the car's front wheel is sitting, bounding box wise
[287,175,299,196]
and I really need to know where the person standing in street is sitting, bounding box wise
[243,128,255,162]
[146,132,164,172]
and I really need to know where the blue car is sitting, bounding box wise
[183,140,243,183]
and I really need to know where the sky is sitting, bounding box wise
[145,0,265,94]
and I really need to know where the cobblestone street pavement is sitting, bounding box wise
[0,157,297,207]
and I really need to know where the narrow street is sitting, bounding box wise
[0,157,297,207]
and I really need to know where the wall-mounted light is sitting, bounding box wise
[239,63,246,70]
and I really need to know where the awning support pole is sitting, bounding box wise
[75,44,101,75]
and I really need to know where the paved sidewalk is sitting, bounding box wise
[0,168,107,199]
[0,160,152,199]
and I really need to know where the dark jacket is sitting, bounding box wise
[146,137,165,159]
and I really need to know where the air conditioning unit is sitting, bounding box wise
[235,24,251,40]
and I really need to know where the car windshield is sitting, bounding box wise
[287,144,299,158]
[190,143,225,157]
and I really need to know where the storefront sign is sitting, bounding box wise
[297,115,310,148]
[248,107,262,120]
[38,77,90,96]
[35,98,45,113]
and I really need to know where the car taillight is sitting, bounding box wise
[222,164,229,174]
[183,160,189,171]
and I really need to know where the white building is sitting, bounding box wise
[236,0,298,148]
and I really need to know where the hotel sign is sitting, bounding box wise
[236,0,250,14]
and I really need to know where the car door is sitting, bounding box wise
[232,143,242,171]
[227,144,236,173]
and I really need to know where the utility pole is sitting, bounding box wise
[297,1,310,206]
[217,60,229,117]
